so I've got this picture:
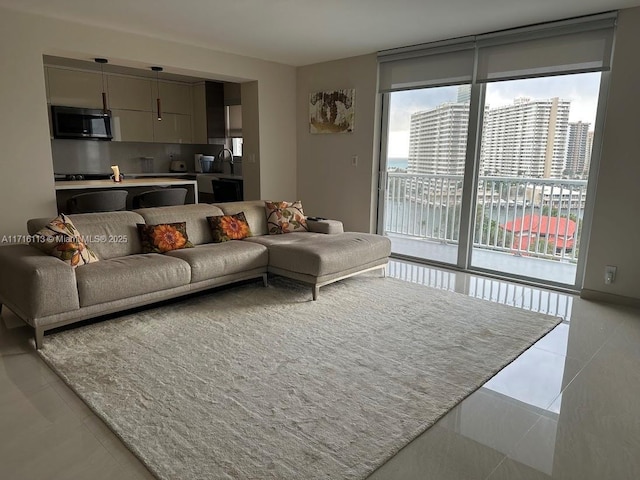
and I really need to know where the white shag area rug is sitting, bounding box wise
[39,275,560,480]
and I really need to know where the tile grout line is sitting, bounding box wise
[483,454,510,480]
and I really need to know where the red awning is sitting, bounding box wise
[503,214,576,236]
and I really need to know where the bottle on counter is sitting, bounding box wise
[110,165,123,182]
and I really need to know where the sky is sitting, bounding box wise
[387,72,602,158]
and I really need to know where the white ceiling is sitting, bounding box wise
[2,0,639,66]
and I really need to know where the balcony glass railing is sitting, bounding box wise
[385,173,587,263]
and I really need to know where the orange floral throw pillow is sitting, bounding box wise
[207,212,252,242]
[32,214,99,268]
[264,201,309,235]
[137,222,194,254]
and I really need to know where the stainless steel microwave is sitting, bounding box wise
[51,106,112,140]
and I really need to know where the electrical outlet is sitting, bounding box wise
[351,155,358,167]
[604,265,617,284]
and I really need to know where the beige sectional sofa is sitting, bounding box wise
[0,201,390,349]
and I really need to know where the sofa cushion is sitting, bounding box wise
[137,222,194,253]
[135,204,225,246]
[265,201,309,234]
[32,214,99,267]
[249,232,391,277]
[306,219,344,234]
[29,211,145,260]
[166,241,268,283]
[75,254,191,307]
[207,212,252,242]
[244,232,327,247]
[215,201,269,236]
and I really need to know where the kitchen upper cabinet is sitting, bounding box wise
[153,113,192,144]
[46,65,195,144]
[108,76,152,111]
[47,68,103,108]
[192,81,225,144]
[192,83,207,144]
[111,109,154,142]
[153,81,192,115]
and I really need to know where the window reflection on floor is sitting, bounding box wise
[388,259,573,320]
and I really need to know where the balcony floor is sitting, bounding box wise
[389,234,578,286]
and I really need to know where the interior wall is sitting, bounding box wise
[0,13,56,235]
[241,82,261,201]
[582,6,640,302]
[0,7,296,237]
[296,54,380,233]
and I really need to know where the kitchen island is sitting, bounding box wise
[54,177,198,213]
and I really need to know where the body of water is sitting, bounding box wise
[387,157,408,170]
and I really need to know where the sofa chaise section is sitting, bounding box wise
[215,201,392,300]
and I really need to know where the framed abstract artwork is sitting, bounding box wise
[309,89,355,134]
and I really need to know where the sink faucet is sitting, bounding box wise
[218,148,235,175]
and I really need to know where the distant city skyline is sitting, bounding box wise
[387,72,601,158]
[406,94,576,179]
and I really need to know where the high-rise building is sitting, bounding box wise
[480,97,570,178]
[456,84,471,103]
[565,121,591,176]
[584,130,595,177]
[407,103,470,175]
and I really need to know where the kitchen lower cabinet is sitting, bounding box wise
[111,109,154,142]
[153,113,192,144]
[196,174,244,203]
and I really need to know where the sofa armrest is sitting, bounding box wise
[306,219,344,234]
[0,244,80,321]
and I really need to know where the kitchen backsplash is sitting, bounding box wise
[51,140,223,174]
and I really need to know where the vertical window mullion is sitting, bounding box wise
[457,81,486,269]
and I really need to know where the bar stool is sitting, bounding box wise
[67,190,129,214]
[131,188,188,209]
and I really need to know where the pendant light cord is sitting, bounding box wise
[151,66,163,121]
[95,58,109,116]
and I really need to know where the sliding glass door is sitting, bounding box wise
[383,85,471,265]
[470,73,602,285]
[377,13,615,289]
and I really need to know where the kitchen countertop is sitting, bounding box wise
[54,177,199,205]
[124,173,195,178]
[120,173,243,180]
[54,177,197,189]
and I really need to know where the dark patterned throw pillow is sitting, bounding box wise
[137,222,194,253]
[207,212,252,242]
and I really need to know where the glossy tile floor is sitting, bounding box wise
[1,261,639,479]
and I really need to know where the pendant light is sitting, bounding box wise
[151,66,163,121]
[95,58,109,116]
